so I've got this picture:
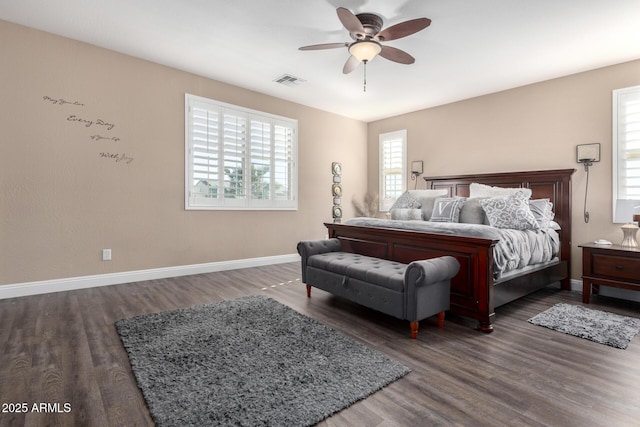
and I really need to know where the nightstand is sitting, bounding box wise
[580,242,640,303]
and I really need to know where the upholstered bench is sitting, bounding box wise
[297,238,460,339]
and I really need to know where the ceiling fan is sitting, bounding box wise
[299,7,431,75]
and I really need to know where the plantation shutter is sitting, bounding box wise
[222,113,247,202]
[615,86,640,199]
[379,130,407,211]
[190,101,221,201]
[250,119,271,201]
[186,94,297,210]
[273,123,294,201]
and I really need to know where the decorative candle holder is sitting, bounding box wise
[331,162,342,223]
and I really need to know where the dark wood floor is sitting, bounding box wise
[1,262,640,427]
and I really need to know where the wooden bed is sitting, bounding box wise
[325,168,575,332]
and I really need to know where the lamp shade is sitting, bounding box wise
[614,199,640,223]
[349,40,382,62]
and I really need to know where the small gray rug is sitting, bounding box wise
[528,303,640,349]
[115,295,410,426]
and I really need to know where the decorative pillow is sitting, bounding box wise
[407,189,449,199]
[470,183,532,199]
[479,191,540,230]
[528,199,554,230]
[408,189,448,220]
[390,208,423,221]
[430,197,466,223]
[458,198,487,224]
[390,191,421,210]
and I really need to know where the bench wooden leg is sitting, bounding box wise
[411,312,445,339]
[306,284,311,298]
[410,321,419,339]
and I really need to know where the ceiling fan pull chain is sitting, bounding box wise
[363,60,367,92]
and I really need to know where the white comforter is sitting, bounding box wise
[343,218,560,278]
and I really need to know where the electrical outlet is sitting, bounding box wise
[102,249,112,261]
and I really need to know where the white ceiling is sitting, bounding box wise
[2,0,640,122]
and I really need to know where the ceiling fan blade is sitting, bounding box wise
[376,18,431,41]
[299,42,348,51]
[337,7,365,38]
[379,46,415,64]
[342,55,360,74]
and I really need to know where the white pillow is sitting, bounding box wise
[407,189,449,198]
[470,183,532,199]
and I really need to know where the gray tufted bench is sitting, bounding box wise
[297,238,460,339]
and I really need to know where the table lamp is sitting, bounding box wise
[614,199,640,247]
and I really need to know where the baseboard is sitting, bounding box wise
[0,253,300,300]
[570,279,582,292]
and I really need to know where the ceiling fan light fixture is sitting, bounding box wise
[348,40,382,62]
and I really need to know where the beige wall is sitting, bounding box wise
[368,59,640,280]
[0,20,368,286]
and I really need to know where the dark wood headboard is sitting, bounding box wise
[424,168,576,268]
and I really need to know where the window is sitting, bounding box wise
[379,130,407,211]
[613,85,640,221]
[185,94,297,210]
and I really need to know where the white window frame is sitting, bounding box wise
[379,130,407,212]
[185,94,298,210]
[612,85,640,221]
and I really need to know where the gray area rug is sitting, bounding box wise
[528,303,640,349]
[115,295,410,426]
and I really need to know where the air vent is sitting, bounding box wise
[274,74,306,87]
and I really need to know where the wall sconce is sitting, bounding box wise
[411,161,423,189]
[577,143,601,172]
[614,199,640,247]
[576,143,600,223]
